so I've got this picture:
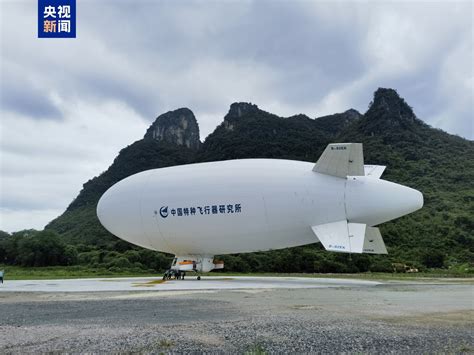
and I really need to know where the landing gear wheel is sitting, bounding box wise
[163,270,178,280]
[197,276,201,280]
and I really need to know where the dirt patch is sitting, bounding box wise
[132,279,167,287]
[374,310,474,326]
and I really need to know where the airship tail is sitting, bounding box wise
[310,142,422,254]
[313,142,387,179]
[311,221,388,254]
[313,142,365,178]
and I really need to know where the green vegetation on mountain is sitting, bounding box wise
[338,89,473,269]
[198,102,330,162]
[1,88,472,275]
[47,140,197,245]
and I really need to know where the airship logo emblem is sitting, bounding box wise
[160,206,169,218]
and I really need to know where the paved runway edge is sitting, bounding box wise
[0,276,381,292]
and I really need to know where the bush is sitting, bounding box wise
[107,257,131,269]
[103,251,121,264]
[124,250,141,263]
[77,250,102,265]
[369,259,393,273]
[15,230,71,267]
[421,249,445,268]
[314,259,348,273]
[64,245,78,265]
[137,250,172,271]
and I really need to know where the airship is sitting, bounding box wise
[97,143,423,279]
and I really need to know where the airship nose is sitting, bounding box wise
[97,177,151,249]
[345,177,423,226]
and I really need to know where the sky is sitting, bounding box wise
[0,0,473,232]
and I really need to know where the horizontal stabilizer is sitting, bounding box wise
[311,220,365,253]
[364,165,386,179]
[363,227,388,254]
[313,143,364,178]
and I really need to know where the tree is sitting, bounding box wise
[421,249,445,269]
[15,230,71,267]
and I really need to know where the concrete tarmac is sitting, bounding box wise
[0,276,472,353]
[0,276,380,292]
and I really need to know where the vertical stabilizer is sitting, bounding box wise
[313,143,364,178]
[311,220,366,253]
[363,227,388,254]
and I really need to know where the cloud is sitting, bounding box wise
[0,0,472,232]
[1,62,62,119]
[0,99,147,231]
[430,39,474,137]
[0,208,61,233]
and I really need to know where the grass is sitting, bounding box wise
[245,343,267,355]
[0,265,157,280]
[158,339,174,348]
[1,264,472,281]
